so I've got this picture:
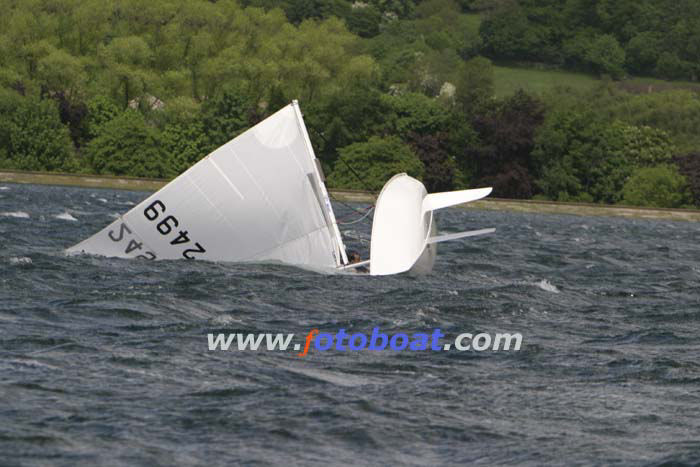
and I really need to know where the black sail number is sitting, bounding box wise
[143,199,207,259]
[183,243,206,260]
[108,222,156,260]
[108,222,131,242]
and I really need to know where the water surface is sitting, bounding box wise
[1,183,699,466]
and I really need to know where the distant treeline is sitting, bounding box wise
[479,0,700,81]
[0,0,699,208]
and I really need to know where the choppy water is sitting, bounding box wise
[1,183,700,466]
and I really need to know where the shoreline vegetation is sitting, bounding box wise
[1,1,699,212]
[3,170,700,223]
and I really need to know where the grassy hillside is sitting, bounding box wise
[494,64,700,97]
[493,66,600,97]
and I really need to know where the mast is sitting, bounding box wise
[291,100,349,266]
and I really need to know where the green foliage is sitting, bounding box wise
[160,98,209,175]
[480,0,700,81]
[585,35,626,78]
[0,93,79,172]
[161,119,209,175]
[200,85,256,150]
[534,110,677,203]
[602,90,700,154]
[382,92,457,190]
[479,4,536,61]
[0,0,697,211]
[346,4,382,38]
[85,95,120,139]
[466,89,545,198]
[618,124,675,166]
[304,84,391,167]
[625,32,662,75]
[673,153,700,206]
[85,110,170,178]
[622,165,691,208]
[383,92,451,137]
[327,136,424,190]
[455,56,494,114]
[98,36,155,108]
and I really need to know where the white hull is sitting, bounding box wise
[369,174,493,276]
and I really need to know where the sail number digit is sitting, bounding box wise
[143,199,207,259]
[108,222,157,260]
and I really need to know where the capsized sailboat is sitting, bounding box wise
[67,101,494,275]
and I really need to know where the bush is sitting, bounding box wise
[327,136,424,191]
[534,110,677,204]
[467,90,545,198]
[673,153,700,207]
[85,95,121,139]
[0,93,79,172]
[201,85,257,151]
[622,165,691,208]
[85,110,171,178]
[585,35,625,78]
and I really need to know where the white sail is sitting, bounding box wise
[67,101,347,270]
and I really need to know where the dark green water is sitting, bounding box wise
[1,183,699,466]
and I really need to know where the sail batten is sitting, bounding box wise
[67,102,343,270]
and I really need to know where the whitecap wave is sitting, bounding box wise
[9,257,32,265]
[1,211,29,219]
[0,186,9,190]
[55,212,78,222]
[536,279,559,293]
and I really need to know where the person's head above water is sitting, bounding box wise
[348,250,362,264]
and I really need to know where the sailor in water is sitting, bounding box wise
[347,250,369,273]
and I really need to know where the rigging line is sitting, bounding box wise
[330,195,374,216]
[306,126,376,225]
[338,206,374,225]
[335,204,373,221]
[338,155,375,193]
[308,126,375,193]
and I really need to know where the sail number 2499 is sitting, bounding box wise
[144,199,207,259]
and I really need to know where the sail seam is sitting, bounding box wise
[209,158,245,200]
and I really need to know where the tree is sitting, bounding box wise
[622,165,691,208]
[655,52,687,80]
[625,32,662,75]
[85,110,171,178]
[383,92,451,137]
[408,131,456,191]
[304,84,391,168]
[455,56,494,115]
[200,85,256,151]
[85,95,121,139]
[673,153,700,207]
[160,98,209,174]
[479,3,535,60]
[534,111,677,204]
[0,93,79,172]
[346,4,382,38]
[466,90,545,198]
[382,92,455,191]
[37,49,87,103]
[585,34,626,78]
[533,111,629,203]
[97,36,155,108]
[327,136,424,190]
